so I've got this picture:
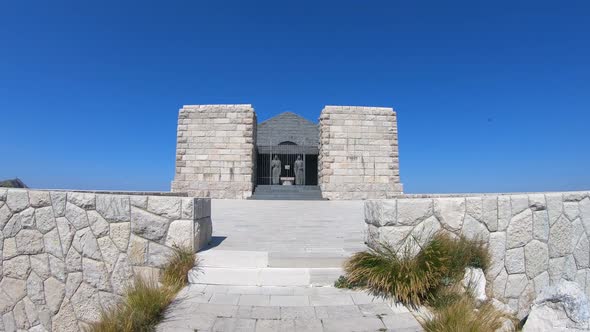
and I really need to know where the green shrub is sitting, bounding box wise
[334,275,366,289]
[427,285,464,311]
[430,233,490,278]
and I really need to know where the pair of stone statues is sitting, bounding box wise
[271,155,304,185]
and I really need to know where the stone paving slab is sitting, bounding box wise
[207,200,365,254]
[156,285,423,332]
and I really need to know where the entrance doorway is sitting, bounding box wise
[255,143,318,186]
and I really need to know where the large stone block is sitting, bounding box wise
[546,193,564,225]
[574,236,590,269]
[461,215,489,242]
[130,207,169,242]
[50,192,66,217]
[488,232,507,279]
[506,209,533,249]
[71,228,102,260]
[532,210,549,242]
[29,191,51,208]
[6,190,29,213]
[109,222,130,252]
[364,200,397,226]
[194,217,212,252]
[15,229,44,255]
[64,203,89,230]
[165,219,193,248]
[96,195,130,223]
[505,247,525,274]
[397,199,433,226]
[505,274,528,298]
[549,215,574,258]
[35,207,56,234]
[147,197,181,219]
[3,256,31,279]
[67,192,95,209]
[524,240,549,278]
[433,198,465,231]
[43,277,64,314]
[497,196,512,231]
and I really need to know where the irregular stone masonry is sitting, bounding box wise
[171,104,257,199]
[318,106,403,199]
[0,188,211,331]
[364,191,590,319]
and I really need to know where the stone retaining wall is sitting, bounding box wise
[0,189,211,331]
[318,106,403,200]
[171,104,257,199]
[364,191,590,319]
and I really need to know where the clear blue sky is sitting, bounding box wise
[1,1,589,193]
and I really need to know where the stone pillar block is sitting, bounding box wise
[318,106,403,199]
[171,105,257,199]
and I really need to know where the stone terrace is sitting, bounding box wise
[156,199,423,331]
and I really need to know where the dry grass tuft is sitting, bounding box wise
[420,295,510,332]
[88,276,177,332]
[161,245,198,290]
[344,231,512,331]
[432,233,490,279]
[345,239,446,307]
[344,231,490,308]
[86,245,195,332]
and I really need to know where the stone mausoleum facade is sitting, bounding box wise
[171,105,403,199]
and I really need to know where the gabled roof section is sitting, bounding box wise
[257,112,319,147]
[259,112,316,127]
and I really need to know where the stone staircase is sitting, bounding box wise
[190,250,343,287]
[156,199,423,331]
[250,185,324,200]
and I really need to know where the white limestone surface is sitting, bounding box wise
[0,189,211,332]
[365,191,590,319]
[318,106,403,199]
[171,104,257,199]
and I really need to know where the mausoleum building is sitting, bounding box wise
[171,104,403,199]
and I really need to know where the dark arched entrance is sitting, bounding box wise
[255,143,318,186]
[254,112,319,186]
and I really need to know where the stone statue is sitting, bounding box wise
[271,155,281,185]
[294,155,304,185]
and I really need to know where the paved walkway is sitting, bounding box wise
[156,285,421,331]
[157,200,423,331]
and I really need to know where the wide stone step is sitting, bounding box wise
[199,250,269,268]
[251,191,323,195]
[251,185,325,200]
[251,193,323,197]
[268,252,348,268]
[198,249,353,268]
[251,192,323,197]
[254,185,322,192]
[189,267,343,287]
[250,196,325,201]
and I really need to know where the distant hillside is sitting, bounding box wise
[0,178,28,188]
